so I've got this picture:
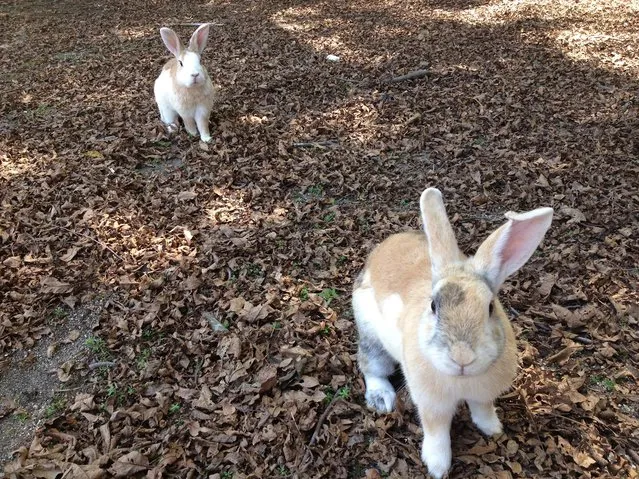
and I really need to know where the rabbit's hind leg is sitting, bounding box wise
[157,100,179,134]
[353,286,398,413]
[195,107,212,143]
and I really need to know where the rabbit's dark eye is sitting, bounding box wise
[489,302,494,315]
[430,301,437,315]
[178,60,183,67]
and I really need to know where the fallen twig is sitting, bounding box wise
[309,397,343,446]
[174,22,224,27]
[54,386,84,393]
[193,358,203,384]
[387,69,429,83]
[292,140,339,149]
[381,427,413,451]
[88,361,116,370]
[516,386,540,438]
[54,225,125,262]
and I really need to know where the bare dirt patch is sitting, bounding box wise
[0,298,105,463]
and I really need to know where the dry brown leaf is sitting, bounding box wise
[40,276,73,294]
[258,365,278,393]
[177,191,197,201]
[467,441,497,455]
[551,304,585,328]
[574,451,597,468]
[3,256,21,268]
[66,329,81,342]
[300,376,320,388]
[183,274,201,290]
[65,464,107,479]
[108,451,149,477]
[57,360,74,382]
[507,461,523,474]
[559,206,586,224]
[60,246,81,262]
[29,467,61,479]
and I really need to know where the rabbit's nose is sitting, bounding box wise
[450,342,476,373]
[191,73,200,78]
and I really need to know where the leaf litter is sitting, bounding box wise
[1,0,638,477]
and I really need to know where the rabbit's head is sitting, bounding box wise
[159,24,210,88]
[417,188,553,378]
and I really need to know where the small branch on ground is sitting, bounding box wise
[517,386,540,437]
[174,23,224,27]
[54,225,125,262]
[193,359,203,384]
[386,69,429,83]
[309,397,344,446]
[88,361,116,370]
[54,386,84,393]
[292,140,339,149]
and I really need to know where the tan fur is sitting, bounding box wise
[163,57,217,111]
[353,188,552,478]
[154,25,217,142]
[367,231,432,308]
[364,233,517,399]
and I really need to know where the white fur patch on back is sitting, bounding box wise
[353,287,403,362]
[381,294,403,324]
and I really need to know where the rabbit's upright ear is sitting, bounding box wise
[473,207,553,290]
[189,23,210,55]
[160,28,183,58]
[420,188,463,276]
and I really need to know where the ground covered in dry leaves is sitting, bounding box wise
[1,0,638,477]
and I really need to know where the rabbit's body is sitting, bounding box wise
[153,24,216,142]
[354,232,518,401]
[353,189,553,478]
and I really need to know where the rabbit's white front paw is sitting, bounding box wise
[200,134,212,143]
[474,414,503,436]
[167,123,179,134]
[468,401,503,436]
[364,377,396,413]
[421,436,452,479]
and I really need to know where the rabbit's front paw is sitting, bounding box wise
[364,378,396,413]
[474,413,503,436]
[422,438,451,479]
[468,401,503,436]
[200,134,212,143]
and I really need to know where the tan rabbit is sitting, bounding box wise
[353,188,553,478]
[154,24,217,142]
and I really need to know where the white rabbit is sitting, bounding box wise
[153,24,217,142]
[353,188,553,478]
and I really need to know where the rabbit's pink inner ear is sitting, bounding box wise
[473,207,554,289]
[419,188,462,274]
[189,23,210,54]
[160,28,182,57]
